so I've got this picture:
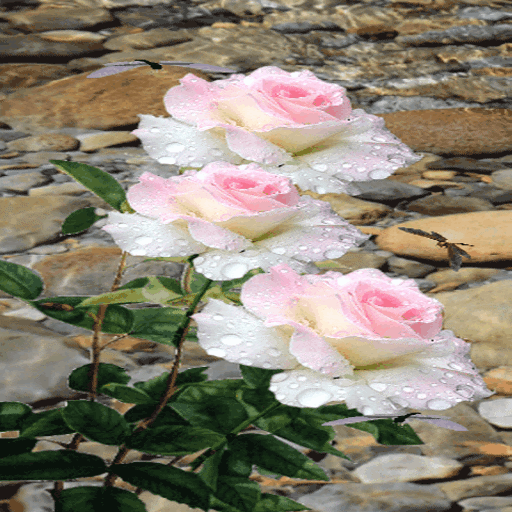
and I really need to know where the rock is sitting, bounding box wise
[376,109,512,157]
[0,315,89,403]
[79,131,139,152]
[375,211,512,263]
[0,64,71,94]
[432,280,512,370]
[6,133,80,152]
[296,188,393,225]
[0,65,211,134]
[405,194,495,215]
[0,5,114,32]
[0,196,108,256]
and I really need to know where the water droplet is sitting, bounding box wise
[271,247,286,255]
[166,142,185,153]
[118,223,128,228]
[426,399,451,410]
[160,157,176,165]
[312,164,328,172]
[361,405,375,416]
[268,349,281,357]
[134,236,154,246]
[369,170,389,179]
[213,314,223,321]
[312,248,321,253]
[212,149,223,156]
[297,389,332,407]
[222,262,248,279]
[455,385,474,398]
[342,163,352,168]
[175,239,188,246]
[263,362,272,368]
[402,386,414,392]
[221,334,243,346]
[299,246,308,250]
[239,358,253,365]
[315,186,326,194]
[372,135,388,142]
[369,382,387,392]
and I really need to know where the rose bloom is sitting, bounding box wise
[101,162,369,281]
[192,263,494,415]
[131,66,422,195]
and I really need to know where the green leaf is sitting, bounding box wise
[347,418,424,445]
[0,438,37,458]
[170,381,248,435]
[31,298,134,334]
[111,462,211,511]
[61,401,131,445]
[214,475,261,512]
[123,404,188,427]
[228,434,329,482]
[54,486,146,512]
[235,388,293,433]
[254,493,311,512]
[220,268,265,293]
[188,268,212,294]
[99,383,155,405]
[68,363,131,393]
[0,451,107,480]
[0,402,32,431]
[126,425,226,456]
[0,259,43,300]
[273,417,331,452]
[49,160,134,213]
[79,276,184,308]
[239,366,284,390]
[20,409,75,438]
[197,448,224,492]
[61,207,108,235]
[128,307,192,346]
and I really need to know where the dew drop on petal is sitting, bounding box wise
[324,249,345,259]
[402,386,414,392]
[213,315,223,321]
[426,399,452,410]
[271,247,286,255]
[134,236,154,246]
[297,389,333,407]
[369,170,390,179]
[160,157,176,164]
[315,186,326,194]
[312,164,328,172]
[221,334,243,346]
[150,128,160,133]
[369,382,387,392]
[166,142,185,153]
[222,262,249,279]
[239,358,253,365]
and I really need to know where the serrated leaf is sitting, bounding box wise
[61,207,107,235]
[111,462,211,511]
[31,298,134,334]
[126,425,225,456]
[20,409,75,438]
[0,402,32,431]
[99,383,155,405]
[229,434,329,481]
[0,259,43,300]
[0,451,107,480]
[54,486,146,512]
[61,401,131,445]
[68,363,130,393]
[49,160,133,213]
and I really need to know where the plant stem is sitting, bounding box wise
[104,258,213,487]
[53,251,128,500]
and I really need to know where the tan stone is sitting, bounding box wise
[376,109,512,157]
[0,64,71,93]
[79,131,139,152]
[374,211,512,263]
[6,133,79,152]
[0,65,211,134]
[103,27,193,51]
[296,188,393,225]
[0,5,113,33]
[361,76,511,103]
[38,30,107,43]
[422,171,457,180]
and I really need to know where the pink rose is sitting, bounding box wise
[131,66,422,195]
[101,162,368,281]
[192,263,494,415]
